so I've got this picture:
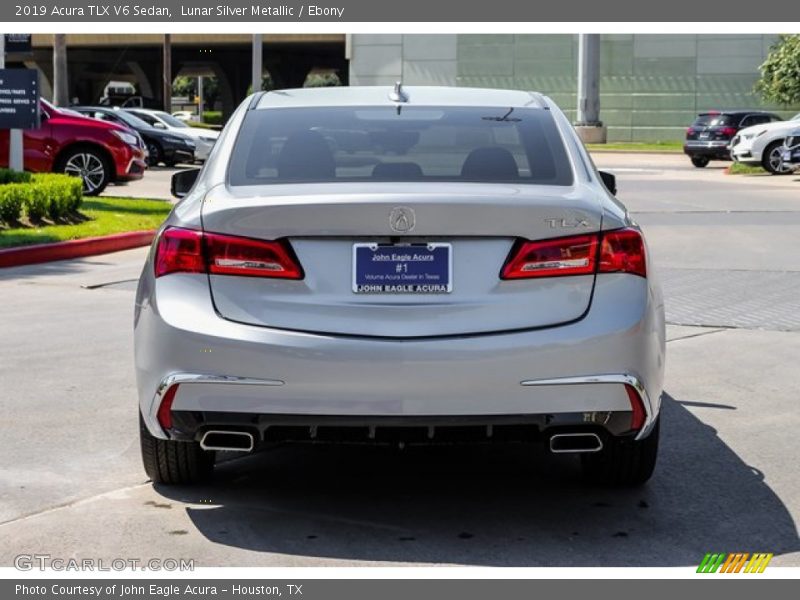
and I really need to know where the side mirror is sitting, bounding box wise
[599,170,617,195]
[171,168,200,199]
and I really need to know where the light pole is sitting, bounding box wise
[53,34,69,106]
[252,34,263,93]
[575,34,606,144]
[162,34,172,111]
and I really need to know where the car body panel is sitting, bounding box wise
[731,114,800,164]
[135,86,665,447]
[0,100,147,182]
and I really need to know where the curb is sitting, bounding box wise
[0,230,156,269]
[587,149,684,155]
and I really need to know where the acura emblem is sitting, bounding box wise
[389,207,415,232]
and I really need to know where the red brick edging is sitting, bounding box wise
[0,230,156,268]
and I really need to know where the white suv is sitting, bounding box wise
[731,113,800,174]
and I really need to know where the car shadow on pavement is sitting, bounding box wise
[154,393,799,566]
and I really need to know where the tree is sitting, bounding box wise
[756,35,800,106]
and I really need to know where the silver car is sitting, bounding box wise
[135,86,665,486]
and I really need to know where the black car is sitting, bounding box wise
[72,106,196,167]
[684,111,782,168]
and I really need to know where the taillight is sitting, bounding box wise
[154,227,303,279]
[720,126,738,137]
[625,384,646,431]
[501,228,646,280]
[205,232,303,279]
[598,228,646,278]
[157,384,179,430]
[154,227,205,277]
[500,234,598,279]
[686,127,695,135]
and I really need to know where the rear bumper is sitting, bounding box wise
[135,273,665,442]
[684,141,732,159]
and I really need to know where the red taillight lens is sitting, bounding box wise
[205,232,303,279]
[154,227,303,279]
[156,384,179,430]
[154,227,205,277]
[625,384,646,431]
[598,228,646,278]
[686,127,695,135]
[501,234,598,279]
[501,228,646,280]
[720,126,738,137]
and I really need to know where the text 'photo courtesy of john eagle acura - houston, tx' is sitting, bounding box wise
[135,85,665,487]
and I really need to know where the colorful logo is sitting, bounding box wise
[697,553,773,573]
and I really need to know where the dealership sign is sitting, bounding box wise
[0,69,40,129]
[4,34,32,55]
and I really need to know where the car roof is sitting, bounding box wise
[697,110,777,116]
[255,86,548,110]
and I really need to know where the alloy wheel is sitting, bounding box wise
[64,153,106,194]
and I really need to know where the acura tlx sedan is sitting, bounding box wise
[134,86,665,486]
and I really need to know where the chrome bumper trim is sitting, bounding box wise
[145,373,285,439]
[520,373,656,440]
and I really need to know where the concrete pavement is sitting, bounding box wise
[1,154,798,567]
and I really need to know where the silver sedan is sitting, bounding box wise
[134,85,665,486]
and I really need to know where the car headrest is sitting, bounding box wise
[372,162,424,180]
[277,130,335,180]
[461,146,519,181]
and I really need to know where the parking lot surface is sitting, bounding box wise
[1,153,798,567]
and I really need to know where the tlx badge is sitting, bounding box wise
[545,218,591,229]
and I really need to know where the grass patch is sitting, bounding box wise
[587,141,684,153]
[0,196,172,249]
[727,162,767,175]
[188,121,221,131]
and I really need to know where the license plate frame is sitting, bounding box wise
[352,243,453,294]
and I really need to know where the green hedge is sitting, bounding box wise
[0,170,84,224]
[202,110,223,125]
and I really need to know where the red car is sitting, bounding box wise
[0,99,147,195]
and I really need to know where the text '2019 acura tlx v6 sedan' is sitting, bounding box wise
[135,86,665,487]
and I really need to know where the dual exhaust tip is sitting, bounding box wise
[198,429,602,454]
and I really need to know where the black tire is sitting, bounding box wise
[55,146,111,196]
[146,141,162,167]
[164,160,178,168]
[140,415,214,485]
[761,141,791,174]
[690,156,709,168]
[580,418,660,486]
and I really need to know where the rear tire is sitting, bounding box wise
[580,419,660,486]
[139,415,214,485]
[690,156,709,168]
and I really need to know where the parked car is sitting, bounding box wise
[72,106,196,167]
[98,94,161,109]
[124,108,218,161]
[172,110,200,123]
[684,111,781,168]
[0,99,147,195]
[135,86,665,487]
[730,113,800,174]
[780,128,800,170]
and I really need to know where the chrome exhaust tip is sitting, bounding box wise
[200,430,255,452]
[549,432,603,454]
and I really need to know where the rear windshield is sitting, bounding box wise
[228,106,574,186]
[692,114,738,127]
